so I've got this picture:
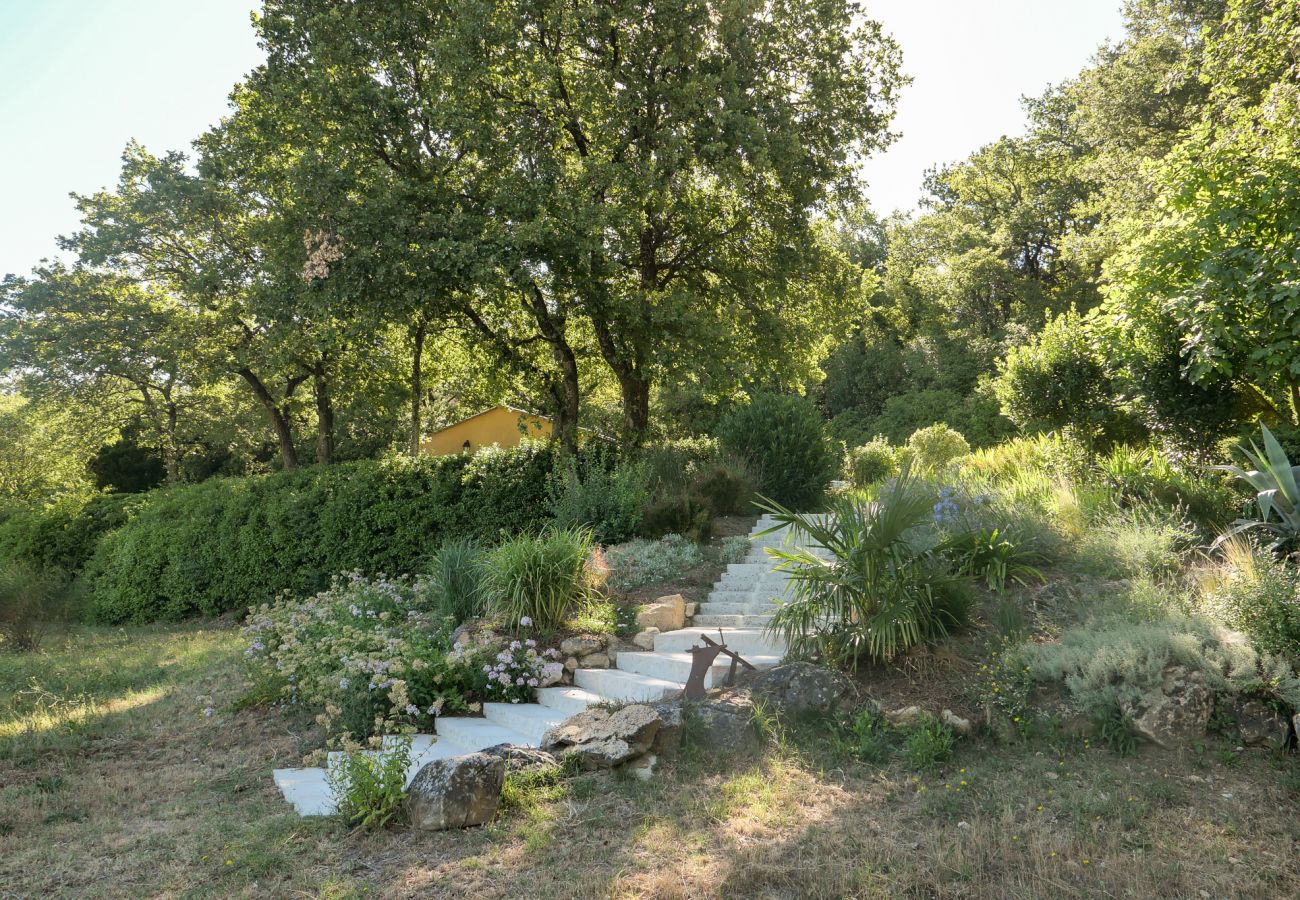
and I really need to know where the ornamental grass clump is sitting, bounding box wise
[243,572,484,740]
[481,526,595,630]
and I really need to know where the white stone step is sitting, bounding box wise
[575,667,684,702]
[693,613,775,627]
[652,627,784,656]
[536,686,602,716]
[708,589,762,604]
[616,650,782,685]
[273,767,334,816]
[436,716,536,752]
[698,601,782,616]
[483,702,568,745]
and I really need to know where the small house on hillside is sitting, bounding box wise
[420,405,552,456]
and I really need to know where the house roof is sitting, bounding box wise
[428,404,551,435]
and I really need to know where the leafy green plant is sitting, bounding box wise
[844,437,898,488]
[718,393,838,509]
[602,534,704,592]
[942,527,1045,593]
[1093,707,1139,756]
[1201,539,1300,660]
[481,527,594,630]
[897,423,971,474]
[901,713,957,770]
[692,459,755,517]
[759,470,972,668]
[547,450,649,544]
[1215,425,1300,552]
[0,562,63,651]
[638,494,712,543]
[718,535,751,565]
[426,537,484,626]
[328,736,412,830]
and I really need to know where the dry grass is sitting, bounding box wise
[1,619,1298,898]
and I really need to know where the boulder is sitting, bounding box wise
[560,635,605,657]
[480,743,561,774]
[577,652,610,669]
[684,602,698,619]
[1223,698,1288,747]
[751,662,861,719]
[564,656,579,672]
[632,628,660,650]
[1120,666,1214,748]
[636,594,686,631]
[407,752,506,830]
[651,694,760,756]
[542,704,661,769]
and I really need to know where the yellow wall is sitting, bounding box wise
[420,406,553,456]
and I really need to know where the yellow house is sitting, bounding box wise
[420,405,554,456]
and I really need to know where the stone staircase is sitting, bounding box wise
[275,514,822,815]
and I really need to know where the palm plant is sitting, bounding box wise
[1214,425,1300,553]
[757,470,968,669]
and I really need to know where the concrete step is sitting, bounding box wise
[435,716,536,752]
[574,666,684,703]
[693,613,776,627]
[483,702,568,745]
[616,650,783,685]
[698,600,783,616]
[652,627,785,656]
[536,686,602,716]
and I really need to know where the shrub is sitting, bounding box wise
[88,448,558,624]
[243,573,491,739]
[328,735,412,830]
[1201,541,1300,660]
[0,562,63,651]
[1215,424,1300,552]
[480,527,594,630]
[1073,506,1193,582]
[603,534,705,592]
[718,393,837,509]
[1099,444,1235,530]
[425,538,484,626]
[638,437,722,497]
[762,475,973,668]
[547,450,649,544]
[900,714,957,770]
[718,535,751,565]
[0,493,143,576]
[897,424,970,474]
[639,494,712,543]
[942,526,1045,594]
[844,437,898,488]
[692,458,755,517]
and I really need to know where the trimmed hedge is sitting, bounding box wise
[0,493,144,575]
[86,445,560,624]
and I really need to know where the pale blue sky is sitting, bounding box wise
[0,1,1124,278]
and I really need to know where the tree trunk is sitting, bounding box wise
[549,343,581,453]
[409,320,426,458]
[312,362,335,465]
[590,316,651,446]
[238,367,300,471]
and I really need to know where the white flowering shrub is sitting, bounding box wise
[603,534,704,592]
[244,572,559,740]
[468,618,565,704]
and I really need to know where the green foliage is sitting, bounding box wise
[1201,542,1300,662]
[898,424,971,474]
[425,538,484,627]
[1099,444,1235,530]
[638,495,712,543]
[243,573,484,739]
[868,388,1014,449]
[718,535,752,566]
[691,459,755,517]
[602,534,704,593]
[328,736,412,830]
[0,493,143,576]
[546,450,649,544]
[844,437,898,488]
[480,528,594,630]
[1072,506,1194,582]
[0,562,63,652]
[1215,425,1300,552]
[943,527,1045,593]
[900,713,957,770]
[86,449,557,624]
[719,393,837,509]
[760,473,972,669]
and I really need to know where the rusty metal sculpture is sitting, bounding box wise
[683,629,757,700]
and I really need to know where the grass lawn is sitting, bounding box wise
[2,622,1299,898]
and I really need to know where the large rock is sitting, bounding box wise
[560,635,605,657]
[752,662,861,719]
[1223,698,1288,747]
[651,694,760,756]
[632,628,660,650]
[636,595,686,631]
[407,752,506,830]
[541,704,661,769]
[1120,666,1214,749]
[480,743,561,774]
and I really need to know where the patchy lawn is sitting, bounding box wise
[2,622,1298,898]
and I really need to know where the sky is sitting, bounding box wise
[0,0,1124,279]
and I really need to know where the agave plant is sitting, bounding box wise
[1214,425,1300,553]
[757,470,969,670]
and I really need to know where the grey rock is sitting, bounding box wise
[1223,699,1287,747]
[632,628,660,650]
[560,635,604,657]
[652,694,760,756]
[578,651,611,669]
[541,704,661,769]
[1120,666,1214,748]
[480,743,561,774]
[941,709,972,736]
[407,752,505,830]
[751,662,860,720]
[885,705,924,727]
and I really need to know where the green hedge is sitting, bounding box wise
[0,493,144,575]
[86,445,560,624]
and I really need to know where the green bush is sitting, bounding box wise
[692,458,755,517]
[718,535,752,565]
[546,449,649,544]
[0,562,63,651]
[844,437,898,488]
[88,447,559,624]
[328,736,412,830]
[480,527,594,630]
[426,538,484,626]
[1099,444,1235,531]
[1202,543,1300,661]
[603,534,704,592]
[897,424,971,474]
[718,393,837,509]
[1073,506,1193,582]
[0,493,143,575]
[639,494,713,543]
